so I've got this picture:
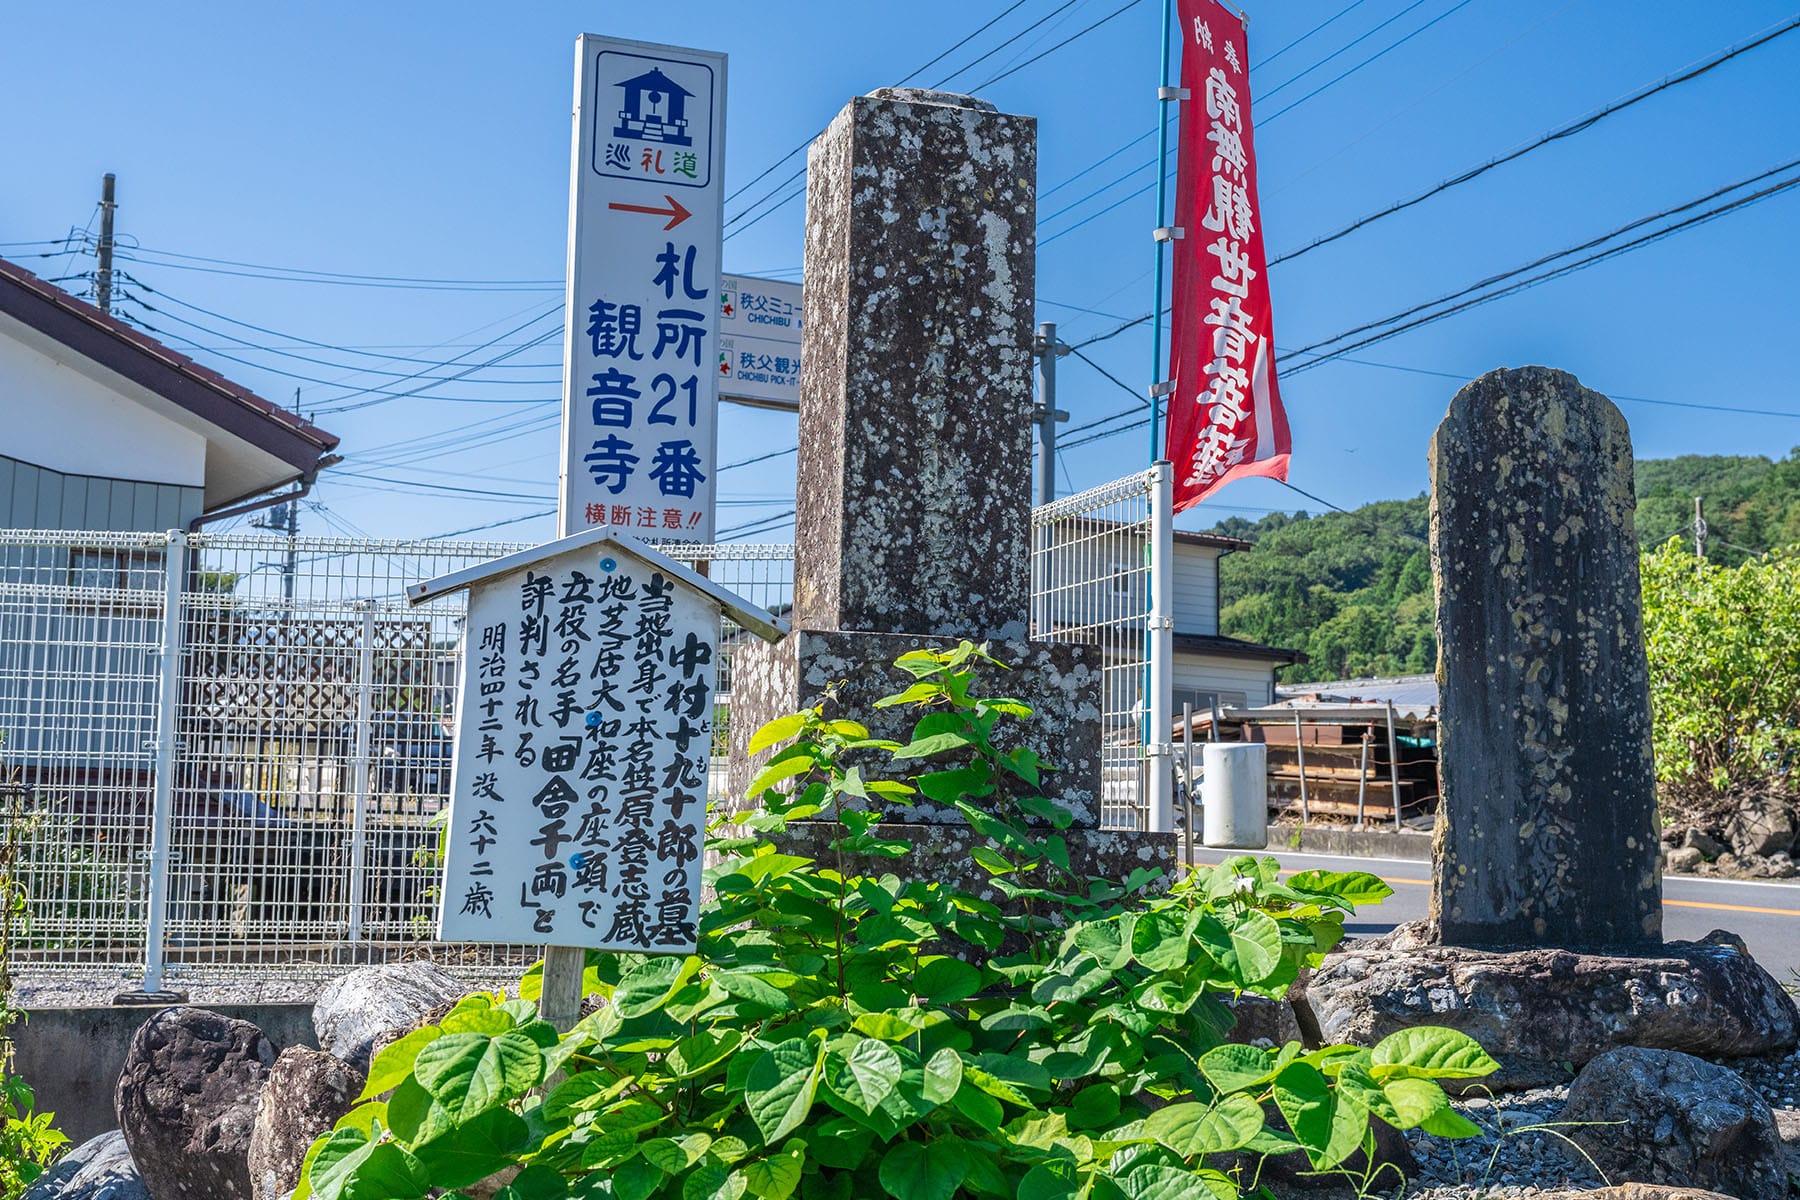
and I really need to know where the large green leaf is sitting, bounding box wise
[915,956,983,1002]
[683,1158,747,1200]
[1286,869,1393,907]
[1198,1043,1274,1095]
[828,1038,904,1114]
[1017,1160,1081,1200]
[748,713,807,754]
[642,1133,714,1173]
[1225,910,1284,984]
[411,1032,544,1120]
[1369,1027,1500,1081]
[359,1027,442,1099]
[877,1139,970,1200]
[669,1029,745,1078]
[611,1157,664,1200]
[308,1130,430,1200]
[615,956,698,1017]
[741,1147,805,1200]
[745,1037,824,1144]
[410,1106,529,1189]
[1272,1062,1333,1167]
[1143,1093,1265,1157]
[1116,1162,1236,1200]
[922,1047,964,1105]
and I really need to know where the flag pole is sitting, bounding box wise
[1149,0,1176,461]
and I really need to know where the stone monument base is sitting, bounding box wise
[1306,926,1798,1091]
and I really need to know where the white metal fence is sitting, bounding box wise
[1,471,1164,987]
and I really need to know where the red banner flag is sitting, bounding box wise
[1165,0,1290,512]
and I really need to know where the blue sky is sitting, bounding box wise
[4,1,1798,544]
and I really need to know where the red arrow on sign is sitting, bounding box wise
[607,194,693,231]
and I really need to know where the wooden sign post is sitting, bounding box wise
[408,528,786,1028]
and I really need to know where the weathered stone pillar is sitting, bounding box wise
[1429,366,1661,950]
[794,87,1036,642]
[727,87,1172,887]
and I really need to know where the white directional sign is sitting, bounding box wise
[560,35,727,542]
[719,274,802,411]
[407,529,785,952]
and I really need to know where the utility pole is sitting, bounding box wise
[1032,322,1070,506]
[96,174,117,313]
[1693,495,1707,566]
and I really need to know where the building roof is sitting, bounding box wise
[407,526,790,645]
[1275,673,1439,709]
[1173,631,1307,664]
[0,256,339,509]
[618,68,694,98]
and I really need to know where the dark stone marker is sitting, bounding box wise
[793,88,1036,642]
[1429,366,1661,950]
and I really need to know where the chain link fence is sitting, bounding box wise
[1,473,1160,988]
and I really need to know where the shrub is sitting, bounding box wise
[296,642,1492,1200]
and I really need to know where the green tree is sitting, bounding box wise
[1641,539,1800,808]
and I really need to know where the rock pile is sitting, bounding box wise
[28,961,465,1200]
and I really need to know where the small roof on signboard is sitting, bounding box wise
[405,527,788,645]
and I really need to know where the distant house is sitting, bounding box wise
[0,257,344,950]
[0,256,339,532]
[1036,521,1304,717]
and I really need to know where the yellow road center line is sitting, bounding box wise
[1236,863,1800,917]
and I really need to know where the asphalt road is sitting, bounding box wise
[1191,847,1800,977]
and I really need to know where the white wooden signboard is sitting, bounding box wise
[560,34,728,542]
[408,529,784,953]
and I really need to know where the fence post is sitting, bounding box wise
[346,601,375,943]
[137,529,186,998]
[1146,462,1174,833]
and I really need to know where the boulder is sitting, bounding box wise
[247,1047,366,1200]
[115,1008,274,1200]
[312,961,465,1071]
[1682,828,1727,860]
[1559,1047,1785,1199]
[22,1130,149,1200]
[1663,846,1703,872]
[1724,793,1796,859]
[1307,932,1798,1090]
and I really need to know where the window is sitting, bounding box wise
[66,548,165,610]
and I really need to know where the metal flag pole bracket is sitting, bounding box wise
[1158,86,1191,101]
[1152,226,1185,242]
[1149,380,1175,398]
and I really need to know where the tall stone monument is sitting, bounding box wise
[1429,366,1660,950]
[729,87,1172,885]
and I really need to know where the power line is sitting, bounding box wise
[114,245,560,291]
[1255,0,1436,102]
[1284,159,1800,369]
[900,0,1037,86]
[971,0,1146,91]
[1258,0,1481,124]
[1268,12,1800,267]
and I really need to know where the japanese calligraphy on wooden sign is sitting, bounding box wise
[407,529,786,953]
[1165,0,1290,512]
[719,273,802,411]
[560,35,727,541]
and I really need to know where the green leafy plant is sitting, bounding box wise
[1642,539,1800,795]
[296,643,1494,1200]
[1,740,71,1198]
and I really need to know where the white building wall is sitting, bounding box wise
[0,329,207,487]
[1173,652,1277,708]
[1170,544,1219,636]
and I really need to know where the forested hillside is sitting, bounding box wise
[1216,448,1800,684]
